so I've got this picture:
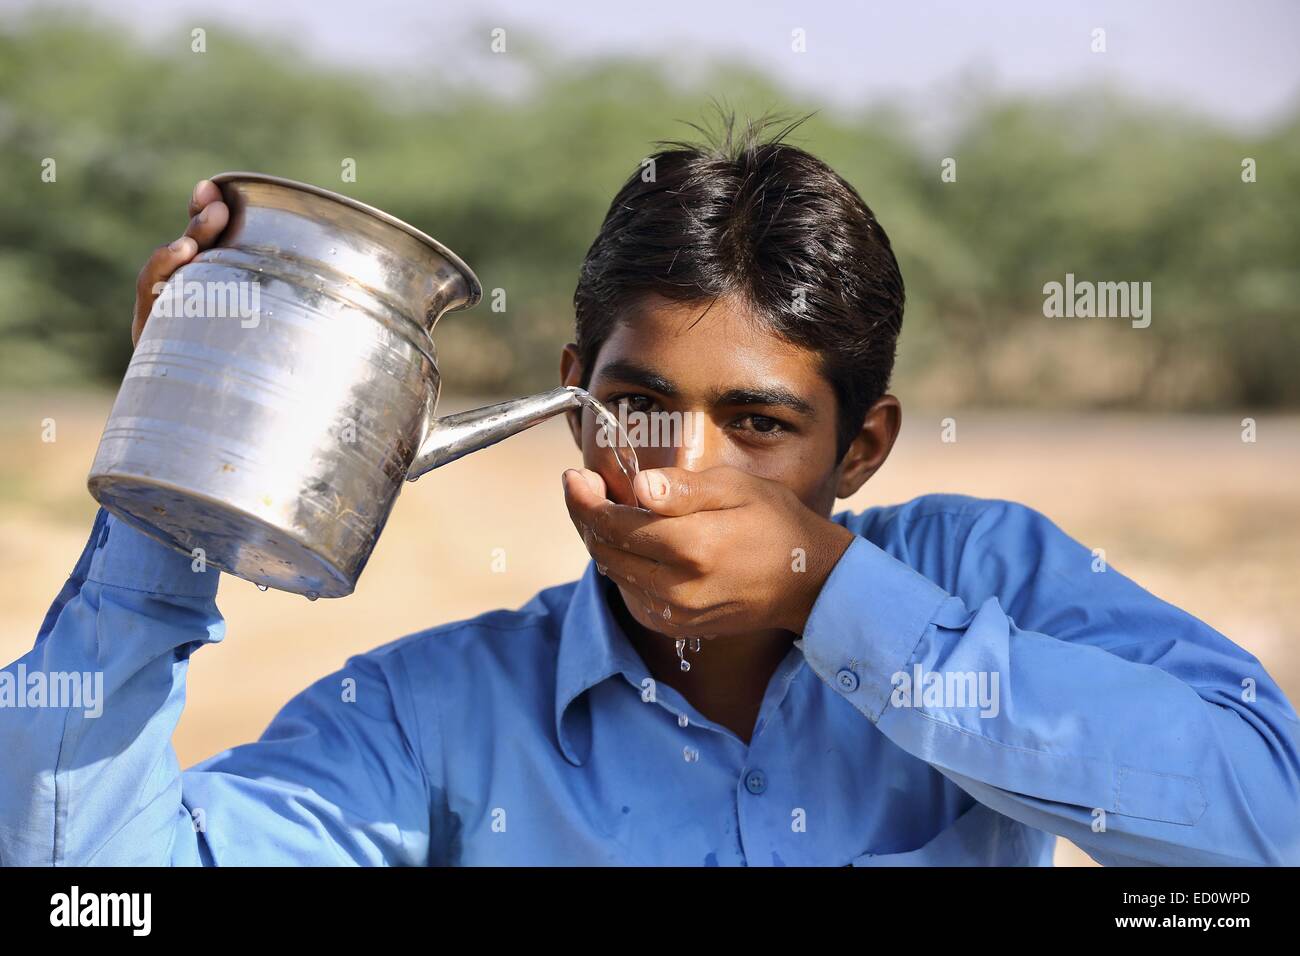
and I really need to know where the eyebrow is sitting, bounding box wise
[595,359,817,417]
[714,387,816,417]
[595,360,679,398]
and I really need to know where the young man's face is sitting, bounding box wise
[560,292,897,517]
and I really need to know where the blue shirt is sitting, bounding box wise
[3,495,1298,866]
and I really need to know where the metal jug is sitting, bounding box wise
[88,172,587,598]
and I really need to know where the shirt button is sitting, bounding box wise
[836,668,860,693]
[744,770,767,795]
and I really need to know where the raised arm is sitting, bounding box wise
[0,510,437,865]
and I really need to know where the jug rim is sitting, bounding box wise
[209,171,483,310]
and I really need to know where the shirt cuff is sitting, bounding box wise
[86,508,221,598]
[795,535,949,722]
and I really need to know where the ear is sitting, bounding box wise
[560,344,585,450]
[834,395,902,499]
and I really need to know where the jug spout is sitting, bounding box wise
[407,385,584,480]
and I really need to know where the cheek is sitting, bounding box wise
[578,415,612,468]
[803,469,843,516]
[791,473,841,517]
[749,442,842,512]
[577,415,596,463]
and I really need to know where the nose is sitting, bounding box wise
[635,409,725,472]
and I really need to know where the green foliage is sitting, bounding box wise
[1,11,1296,407]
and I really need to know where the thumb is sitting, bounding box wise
[633,466,751,516]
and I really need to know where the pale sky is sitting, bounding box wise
[5,0,1298,132]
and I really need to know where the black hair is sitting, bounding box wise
[572,110,905,461]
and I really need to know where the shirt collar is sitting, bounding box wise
[554,561,646,766]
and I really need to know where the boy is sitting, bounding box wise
[3,117,1298,866]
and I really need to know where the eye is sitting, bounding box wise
[607,393,658,414]
[731,414,789,439]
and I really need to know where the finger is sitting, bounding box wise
[585,535,660,586]
[136,237,196,302]
[561,478,668,617]
[132,236,200,344]
[597,563,693,634]
[132,182,231,347]
[633,465,756,516]
[572,466,606,500]
[588,543,701,629]
[562,468,606,535]
[563,468,654,545]
[617,590,692,634]
[565,475,698,566]
[182,196,229,250]
[564,468,616,550]
[187,178,223,219]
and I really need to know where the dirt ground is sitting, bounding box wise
[2,391,1297,868]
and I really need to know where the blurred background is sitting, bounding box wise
[1,0,1298,866]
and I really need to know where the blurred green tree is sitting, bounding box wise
[1,11,1296,408]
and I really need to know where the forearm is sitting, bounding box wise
[798,533,1300,866]
[0,509,222,865]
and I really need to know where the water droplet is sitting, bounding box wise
[256,583,268,592]
[677,713,689,728]
[683,746,699,763]
[662,606,671,621]
[328,247,337,255]
[680,634,706,671]
[306,591,319,602]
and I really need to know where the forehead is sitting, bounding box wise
[590,293,827,389]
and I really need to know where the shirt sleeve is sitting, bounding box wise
[796,498,1300,866]
[0,509,438,866]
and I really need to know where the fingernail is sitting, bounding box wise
[169,237,188,253]
[197,207,210,224]
[645,471,669,499]
[562,469,575,490]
